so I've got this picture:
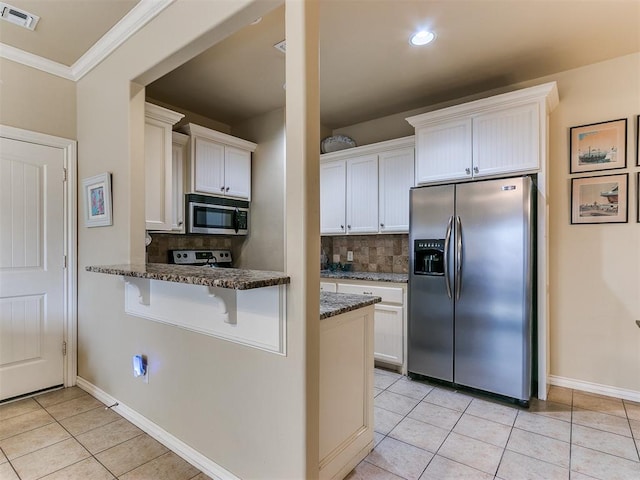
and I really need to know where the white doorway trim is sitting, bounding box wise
[0,125,77,389]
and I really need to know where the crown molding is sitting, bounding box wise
[0,0,174,81]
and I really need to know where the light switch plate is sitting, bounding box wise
[347,251,353,261]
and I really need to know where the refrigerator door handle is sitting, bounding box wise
[455,215,463,300]
[444,216,453,299]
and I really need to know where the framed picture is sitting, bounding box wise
[571,173,628,224]
[637,172,640,223]
[570,118,627,173]
[82,172,113,227]
[636,115,639,166]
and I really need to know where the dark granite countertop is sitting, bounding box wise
[86,263,290,290]
[320,270,408,283]
[320,292,381,320]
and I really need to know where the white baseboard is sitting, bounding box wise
[75,377,240,480]
[548,375,640,402]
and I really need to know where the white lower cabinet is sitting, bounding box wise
[331,280,407,373]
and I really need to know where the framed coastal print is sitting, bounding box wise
[569,118,627,173]
[571,173,628,224]
[82,172,113,227]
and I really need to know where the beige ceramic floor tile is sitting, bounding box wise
[569,472,599,480]
[419,455,494,480]
[387,378,433,400]
[408,401,462,431]
[375,372,399,390]
[95,433,168,476]
[571,444,640,480]
[0,449,7,464]
[423,388,471,412]
[452,413,512,448]
[514,410,571,442]
[528,398,573,423]
[573,391,627,418]
[388,417,449,453]
[58,405,119,436]
[374,406,404,435]
[375,368,403,379]
[0,399,41,421]
[190,473,214,480]
[572,424,639,462]
[0,462,19,480]
[34,387,88,409]
[507,427,570,468]
[497,450,569,480]
[437,432,503,475]
[44,395,103,421]
[547,386,573,406]
[374,387,383,397]
[465,398,518,426]
[39,457,115,480]
[0,409,55,441]
[0,422,70,460]
[624,400,640,422]
[11,438,90,480]
[374,432,385,447]
[366,436,433,480]
[75,417,143,454]
[572,408,632,437]
[345,460,405,480]
[631,419,640,439]
[119,451,200,480]
[375,391,420,416]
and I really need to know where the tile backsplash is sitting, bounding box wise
[321,234,409,274]
[146,233,242,264]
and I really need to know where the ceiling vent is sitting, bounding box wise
[273,40,286,54]
[0,2,39,30]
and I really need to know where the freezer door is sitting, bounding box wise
[408,185,455,381]
[454,177,533,401]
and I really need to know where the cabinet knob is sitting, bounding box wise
[225,187,230,192]
[380,223,384,228]
[473,166,479,174]
[178,221,183,226]
[465,168,471,175]
[340,225,344,229]
[220,186,225,192]
[347,225,351,229]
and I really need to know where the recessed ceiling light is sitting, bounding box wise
[250,17,262,25]
[0,2,39,30]
[409,30,436,46]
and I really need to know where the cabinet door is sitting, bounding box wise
[346,155,378,234]
[193,136,225,195]
[379,147,414,233]
[415,118,472,184]
[171,134,188,232]
[144,118,172,230]
[374,304,403,366]
[320,160,347,234]
[473,102,539,177]
[224,146,251,200]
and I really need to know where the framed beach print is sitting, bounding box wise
[82,172,113,227]
[569,118,627,173]
[571,173,628,224]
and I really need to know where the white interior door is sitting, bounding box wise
[0,137,65,400]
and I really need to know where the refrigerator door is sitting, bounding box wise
[454,177,533,400]
[408,185,455,381]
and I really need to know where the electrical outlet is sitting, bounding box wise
[347,251,353,262]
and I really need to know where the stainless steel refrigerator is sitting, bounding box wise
[408,176,533,404]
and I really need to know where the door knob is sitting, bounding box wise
[465,168,471,175]
[473,166,479,173]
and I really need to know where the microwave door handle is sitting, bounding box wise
[233,207,240,233]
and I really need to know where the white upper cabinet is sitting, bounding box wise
[180,123,257,200]
[320,136,415,235]
[320,160,347,234]
[346,154,378,234]
[407,82,559,185]
[145,102,184,231]
[378,146,415,232]
[171,132,189,232]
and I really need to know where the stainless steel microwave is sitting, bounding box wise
[185,194,249,235]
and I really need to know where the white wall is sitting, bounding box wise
[334,53,640,397]
[76,1,321,479]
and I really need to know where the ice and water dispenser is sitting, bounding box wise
[414,239,446,276]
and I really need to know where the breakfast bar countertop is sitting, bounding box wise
[319,291,381,320]
[86,263,291,290]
